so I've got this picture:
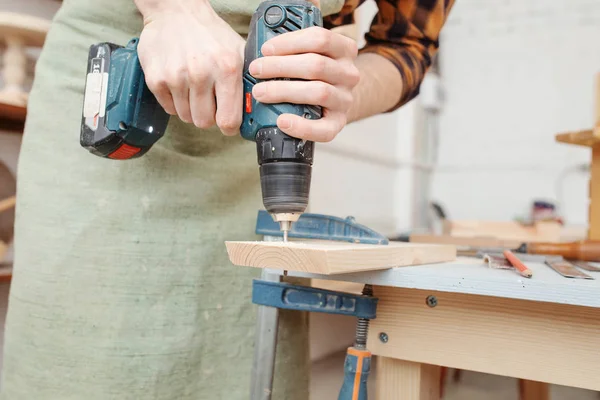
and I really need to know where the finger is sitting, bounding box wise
[261,27,358,60]
[277,110,346,143]
[164,65,193,123]
[144,67,177,115]
[170,83,193,124]
[214,55,243,136]
[189,85,216,129]
[249,54,359,86]
[253,80,352,111]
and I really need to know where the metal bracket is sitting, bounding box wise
[252,280,378,319]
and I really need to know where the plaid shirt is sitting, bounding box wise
[324,0,455,111]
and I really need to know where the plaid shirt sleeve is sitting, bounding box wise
[324,0,455,111]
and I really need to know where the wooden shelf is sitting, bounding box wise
[555,128,600,148]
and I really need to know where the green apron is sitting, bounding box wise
[0,0,343,399]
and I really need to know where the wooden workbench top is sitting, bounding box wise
[287,257,600,308]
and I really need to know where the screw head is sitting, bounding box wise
[379,332,389,343]
[426,295,438,308]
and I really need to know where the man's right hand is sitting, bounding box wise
[135,0,245,136]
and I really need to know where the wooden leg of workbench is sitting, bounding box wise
[376,357,441,400]
[519,379,550,400]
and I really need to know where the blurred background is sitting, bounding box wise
[0,0,598,399]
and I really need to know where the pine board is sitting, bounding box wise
[225,241,456,275]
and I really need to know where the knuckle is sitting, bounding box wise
[341,91,354,109]
[309,56,327,78]
[314,29,331,52]
[316,83,332,104]
[348,65,361,86]
[165,66,186,89]
[346,38,359,58]
[146,75,168,93]
[187,59,209,86]
[217,52,242,78]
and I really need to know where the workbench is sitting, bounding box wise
[287,257,600,400]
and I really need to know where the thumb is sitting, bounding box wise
[306,0,321,8]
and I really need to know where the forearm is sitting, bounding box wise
[347,53,403,123]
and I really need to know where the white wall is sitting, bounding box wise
[309,0,421,236]
[433,0,599,226]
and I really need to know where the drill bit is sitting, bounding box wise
[279,220,291,243]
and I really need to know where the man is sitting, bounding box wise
[0,0,453,398]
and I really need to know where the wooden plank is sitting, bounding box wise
[519,380,550,400]
[555,129,598,147]
[442,220,561,243]
[595,72,600,138]
[225,241,456,275]
[410,233,522,249]
[376,357,440,400]
[367,287,600,391]
[589,145,600,240]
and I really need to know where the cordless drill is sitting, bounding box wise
[80,0,321,237]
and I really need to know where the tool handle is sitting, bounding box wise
[527,240,600,262]
[338,347,371,400]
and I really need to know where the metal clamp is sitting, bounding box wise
[252,280,378,319]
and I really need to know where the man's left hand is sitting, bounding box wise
[249,27,360,142]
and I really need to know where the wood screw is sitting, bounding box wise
[426,295,438,307]
[379,332,389,343]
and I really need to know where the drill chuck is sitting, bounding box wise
[260,162,311,215]
[256,126,314,216]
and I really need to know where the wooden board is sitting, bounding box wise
[555,129,598,147]
[376,358,440,400]
[595,72,600,138]
[590,145,600,240]
[225,241,456,275]
[367,287,600,391]
[442,220,561,243]
[409,234,522,249]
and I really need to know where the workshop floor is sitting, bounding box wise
[311,352,598,400]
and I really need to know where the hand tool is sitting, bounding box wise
[241,1,322,241]
[545,258,594,279]
[520,240,600,262]
[252,211,387,400]
[570,260,600,272]
[79,1,321,239]
[456,240,600,262]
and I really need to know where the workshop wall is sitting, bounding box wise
[433,0,599,226]
[310,0,422,236]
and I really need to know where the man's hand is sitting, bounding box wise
[249,27,360,142]
[135,0,245,136]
